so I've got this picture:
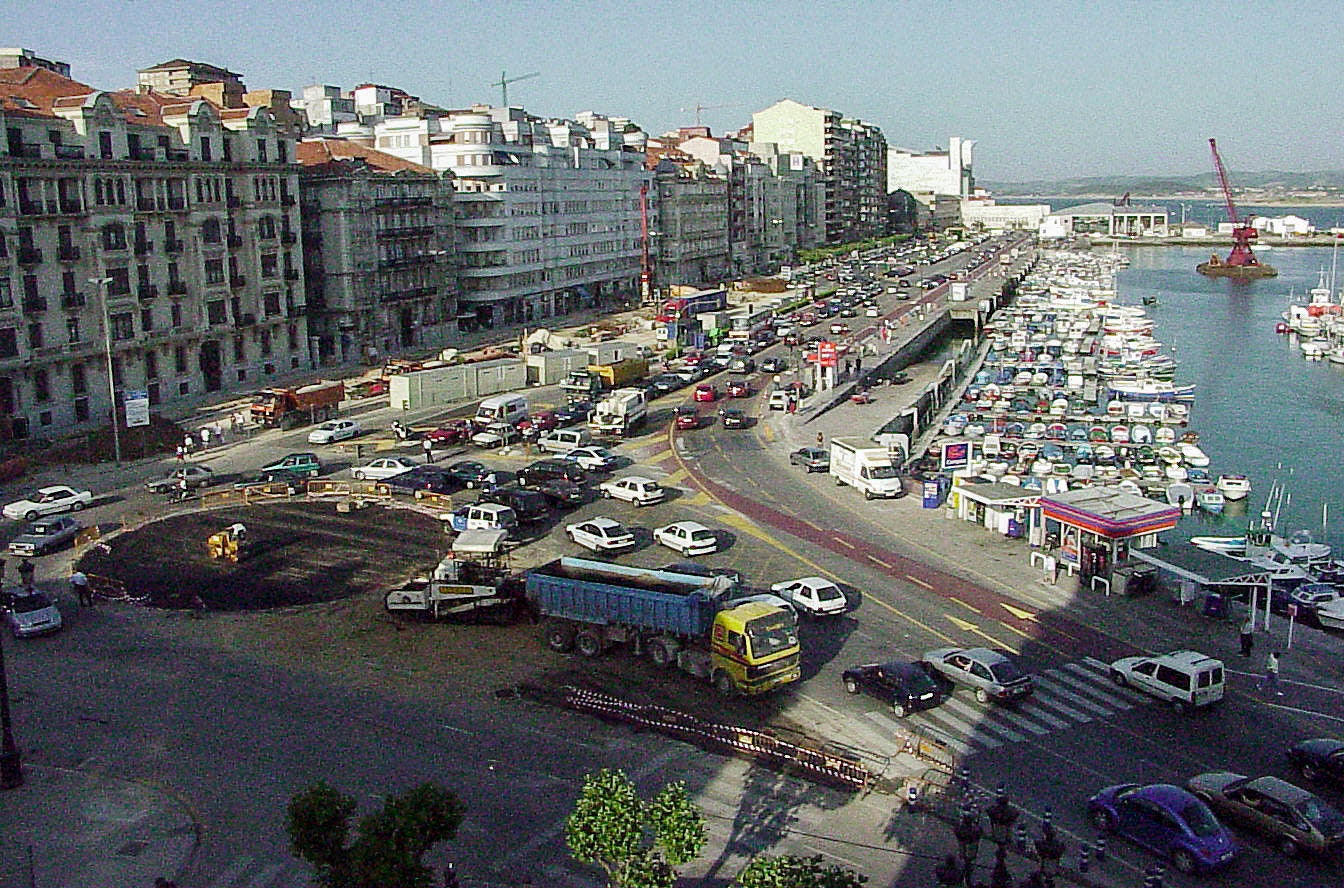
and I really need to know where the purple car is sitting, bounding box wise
[1087,783,1238,874]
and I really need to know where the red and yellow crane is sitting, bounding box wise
[1197,138,1277,278]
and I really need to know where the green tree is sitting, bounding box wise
[734,854,868,888]
[566,768,706,888]
[286,781,465,888]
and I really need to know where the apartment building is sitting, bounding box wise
[750,99,889,244]
[649,157,730,288]
[361,104,651,328]
[298,139,457,364]
[0,55,307,440]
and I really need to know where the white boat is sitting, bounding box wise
[1196,488,1225,514]
[1131,424,1153,444]
[1316,598,1344,630]
[1116,479,1143,496]
[1154,426,1177,445]
[1165,464,1188,481]
[1166,481,1195,511]
[1178,442,1210,467]
[1215,474,1251,501]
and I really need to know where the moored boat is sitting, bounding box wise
[1215,474,1251,501]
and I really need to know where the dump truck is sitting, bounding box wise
[589,387,647,437]
[526,557,801,695]
[383,530,525,621]
[560,358,649,395]
[251,381,344,429]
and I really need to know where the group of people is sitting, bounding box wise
[1239,618,1285,696]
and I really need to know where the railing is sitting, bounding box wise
[164,239,185,253]
[229,274,247,288]
[167,280,188,295]
[137,284,159,300]
[21,297,48,313]
[134,239,154,255]
[60,292,86,309]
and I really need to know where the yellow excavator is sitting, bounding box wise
[206,522,248,563]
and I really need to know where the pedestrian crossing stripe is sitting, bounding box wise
[1022,689,1094,723]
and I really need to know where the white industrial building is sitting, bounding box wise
[1041,202,1169,238]
[960,197,1051,231]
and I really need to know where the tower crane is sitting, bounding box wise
[491,70,539,107]
[1197,138,1277,278]
[679,102,729,127]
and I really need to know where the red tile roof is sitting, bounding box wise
[0,65,94,115]
[297,139,436,175]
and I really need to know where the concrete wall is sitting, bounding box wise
[525,349,589,384]
[388,357,526,410]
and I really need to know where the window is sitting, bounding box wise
[107,267,131,296]
[145,350,158,380]
[140,307,154,332]
[204,258,225,285]
[256,139,267,163]
[260,253,278,278]
[0,327,16,358]
[102,223,127,251]
[263,292,281,316]
[27,322,42,349]
[67,317,81,344]
[98,131,113,159]
[233,335,245,362]
[71,363,87,394]
[206,300,227,325]
[259,330,272,356]
[110,312,134,341]
[0,279,10,308]
[170,302,183,328]
[200,136,212,162]
[202,217,222,243]
[74,397,89,421]
[174,346,187,373]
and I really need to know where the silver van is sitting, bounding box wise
[538,427,592,454]
[1109,650,1225,712]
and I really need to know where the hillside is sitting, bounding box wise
[982,170,1344,197]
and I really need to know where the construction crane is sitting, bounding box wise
[491,70,539,108]
[1198,138,1277,278]
[679,102,729,127]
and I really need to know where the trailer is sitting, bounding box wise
[526,557,801,695]
[250,381,344,429]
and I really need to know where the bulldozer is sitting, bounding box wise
[206,523,249,563]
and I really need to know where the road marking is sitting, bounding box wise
[919,708,1001,749]
[832,535,855,550]
[949,597,981,614]
[1000,602,1037,621]
[1015,702,1072,729]
[760,423,774,443]
[867,711,973,755]
[946,614,978,632]
[1048,667,1136,708]
[984,705,1052,736]
[1033,676,1117,717]
[905,574,933,590]
[662,467,689,485]
[866,554,892,568]
[995,620,1031,639]
[1024,692,1093,723]
[940,696,1026,743]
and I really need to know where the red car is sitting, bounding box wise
[693,384,718,403]
[517,410,557,433]
[674,406,699,430]
[726,380,751,398]
[427,419,473,445]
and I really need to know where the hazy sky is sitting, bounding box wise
[6,0,1341,181]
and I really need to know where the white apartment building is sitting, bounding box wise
[0,56,308,441]
[887,137,976,199]
[366,105,651,328]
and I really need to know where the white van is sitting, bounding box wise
[474,394,528,429]
[1108,650,1225,712]
[829,437,905,499]
[538,427,592,454]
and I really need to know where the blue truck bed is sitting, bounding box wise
[526,557,716,638]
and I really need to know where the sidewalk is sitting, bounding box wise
[0,765,197,888]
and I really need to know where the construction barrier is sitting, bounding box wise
[412,491,454,509]
[305,480,392,500]
[901,724,960,774]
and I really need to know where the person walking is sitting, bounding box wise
[175,444,186,463]
[200,426,212,449]
[1265,651,1283,696]
[816,431,824,447]
[423,436,435,464]
[183,432,195,453]
[70,570,92,607]
[1239,617,1255,657]
[17,557,35,593]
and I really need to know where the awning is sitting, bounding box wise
[1129,546,1274,587]
[1040,487,1179,540]
[955,481,1041,508]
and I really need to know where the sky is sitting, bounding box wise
[6,0,1343,182]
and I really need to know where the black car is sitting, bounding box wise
[524,477,586,508]
[660,562,743,585]
[645,374,687,396]
[843,661,943,718]
[477,486,551,524]
[760,357,787,374]
[1288,738,1344,786]
[444,460,495,489]
[553,399,595,427]
[382,465,454,497]
[519,459,585,485]
[720,408,748,429]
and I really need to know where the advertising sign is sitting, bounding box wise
[124,390,151,428]
[816,340,838,368]
[939,440,971,471]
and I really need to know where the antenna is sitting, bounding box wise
[679,102,729,127]
[491,70,539,107]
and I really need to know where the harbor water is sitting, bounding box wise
[1114,244,1344,547]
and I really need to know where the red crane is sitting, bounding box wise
[1198,138,1275,276]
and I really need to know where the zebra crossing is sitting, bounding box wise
[201,855,311,888]
[851,657,1150,757]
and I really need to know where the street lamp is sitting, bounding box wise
[88,276,121,465]
[933,786,1068,888]
[0,625,22,789]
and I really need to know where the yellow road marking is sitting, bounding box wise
[682,491,711,506]
[1001,602,1038,622]
[950,597,981,614]
[905,574,933,590]
[947,614,978,632]
[945,614,1019,651]
[760,423,775,443]
[997,620,1031,639]
[661,467,690,485]
[866,554,892,568]
[832,536,855,550]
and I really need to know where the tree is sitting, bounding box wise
[734,854,868,888]
[287,781,465,888]
[566,768,706,888]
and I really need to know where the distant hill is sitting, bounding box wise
[982,170,1344,197]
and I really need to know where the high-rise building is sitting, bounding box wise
[297,139,457,364]
[649,156,730,289]
[0,54,307,440]
[750,99,888,243]
[887,137,976,220]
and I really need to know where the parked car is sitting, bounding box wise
[1287,738,1344,787]
[770,576,848,617]
[426,420,474,445]
[789,447,830,472]
[760,357,787,374]
[517,410,558,434]
[921,647,1034,704]
[653,521,719,556]
[842,661,942,717]
[258,452,322,483]
[351,456,419,481]
[308,419,362,444]
[1186,772,1344,857]
[561,446,617,473]
[4,485,93,521]
[8,515,83,556]
[674,406,700,430]
[1087,783,1238,874]
[477,486,551,524]
[566,517,637,552]
[524,477,586,508]
[381,466,455,497]
[693,384,718,403]
[553,399,594,426]
[519,459,585,485]
[599,476,665,506]
[444,460,496,489]
[1108,650,1224,712]
[146,465,216,494]
[3,591,63,638]
[443,502,518,535]
[719,408,748,429]
[471,422,521,448]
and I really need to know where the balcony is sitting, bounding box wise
[58,245,82,262]
[60,292,86,309]
[288,303,308,316]
[229,274,247,288]
[10,143,41,159]
[21,296,47,314]
[134,239,154,255]
[164,239,184,254]
[227,235,244,249]
[280,231,298,245]
[130,146,158,162]
[374,195,432,209]
[284,268,300,281]
[167,197,187,211]
[137,284,159,301]
[17,247,43,265]
[53,145,84,160]
[136,198,160,212]
[237,313,257,327]
[167,280,188,296]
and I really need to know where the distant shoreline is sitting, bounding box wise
[1003,194,1344,208]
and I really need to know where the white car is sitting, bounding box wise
[1314,597,1344,630]
[770,576,848,617]
[598,475,665,506]
[563,446,617,472]
[308,419,362,444]
[4,485,93,521]
[471,422,520,448]
[653,521,718,556]
[565,517,637,552]
[351,456,419,481]
[3,591,63,638]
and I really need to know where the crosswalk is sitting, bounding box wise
[848,658,1150,757]
[203,855,311,888]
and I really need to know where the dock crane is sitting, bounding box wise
[1198,138,1277,278]
[491,70,539,107]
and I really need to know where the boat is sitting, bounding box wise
[1166,481,1195,511]
[1197,488,1225,514]
[1165,463,1188,482]
[1153,426,1177,445]
[1131,424,1153,445]
[1110,424,1130,444]
[1215,474,1251,501]
[1178,442,1210,467]
[1156,446,1182,465]
[1107,378,1197,404]
[1116,479,1143,496]
[1141,295,1159,306]
[1186,467,1212,485]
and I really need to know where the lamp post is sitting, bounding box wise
[933,785,1068,888]
[88,276,121,465]
[0,625,22,789]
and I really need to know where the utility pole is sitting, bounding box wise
[490,70,539,107]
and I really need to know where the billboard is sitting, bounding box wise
[939,440,971,471]
[816,341,838,368]
[124,390,150,428]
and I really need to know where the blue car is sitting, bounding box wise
[1087,783,1238,874]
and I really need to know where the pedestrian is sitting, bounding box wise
[844,359,852,377]
[855,356,863,373]
[176,476,190,502]
[71,570,92,607]
[787,395,798,415]
[816,431,824,447]
[200,426,212,449]
[17,557,34,593]
[423,437,435,464]
[0,557,6,589]
[442,863,460,888]
[183,432,195,453]
[175,444,185,463]
[1239,616,1255,657]
[1265,651,1283,696]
